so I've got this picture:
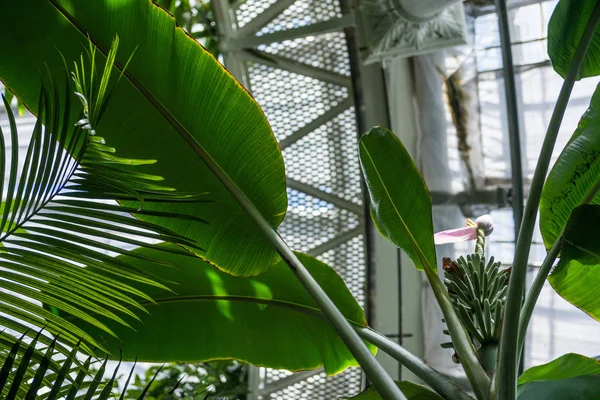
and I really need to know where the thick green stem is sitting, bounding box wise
[356,327,473,400]
[425,268,490,400]
[90,30,407,400]
[517,171,600,359]
[267,234,407,400]
[478,343,498,375]
[517,239,560,360]
[196,176,405,400]
[495,3,600,399]
[191,172,405,400]
[475,228,485,256]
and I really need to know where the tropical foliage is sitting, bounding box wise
[0,330,158,399]
[153,0,230,58]
[0,33,208,354]
[0,0,373,397]
[121,361,247,399]
[1,0,600,399]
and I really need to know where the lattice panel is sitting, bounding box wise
[317,235,367,306]
[279,189,360,252]
[266,369,362,400]
[257,0,342,36]
[248,63,349,142]
[229,0,367,398]
[236,0,279,28]
[259,31,351,75]
[283,107,363,204]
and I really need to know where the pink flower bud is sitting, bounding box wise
[475,214,494,236]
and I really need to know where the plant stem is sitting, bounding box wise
[183,159,406,400]
[478,343,498,375]
[517,172,600,359]
[425,268,490,400]
[495,3,600,399]
[516,238,560,360]
[356,327,473,400]
[185,159,406,400]
[268,233,407,400]
[475,228,485,256]
[88,30,407,399]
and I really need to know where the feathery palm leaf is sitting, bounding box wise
[0,37,206,361]
[0,330,168,399]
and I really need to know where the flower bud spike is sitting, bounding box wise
[479,259,487,289]
[491,286,508,306]
[494,300,503,339]
[482,270,490,300]
[483,299,492,338]
[458,306,485,343]
[473,298,489,338]
[472,270,482,298]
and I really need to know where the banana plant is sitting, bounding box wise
[3,0,600,399]
[0,0,414,397]
[351,0,600,399]
[0,1,401,398]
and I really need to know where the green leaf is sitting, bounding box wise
[548,0,600,79]
[1,330,171,398]
[517,353,600,400]
[540,83,600,248]
[70,246,374,376]
[345,381,444,400]
[548,204,600,320]
[2,87,14,105]
[0,0,288,277]
[0,39,229,363]
[359,127,489,398]
[358,126,436,271]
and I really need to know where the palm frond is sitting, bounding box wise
[0,330,166,399]
[0,37,207,360]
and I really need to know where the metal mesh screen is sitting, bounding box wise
[257,0,342,35]
[278,190,361,252]
[224,0,367,398]
[260,32,351,75]
[265,369,363,400]
[248,64,350,142]
[282,108,363,203]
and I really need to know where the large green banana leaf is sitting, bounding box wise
[358,126,489,399]
[358,126,436,272]
[67,246,374,376]
[0,0,287,277]
[517,353,600,400]
[548,205,600,321]
[345,381,444,400]
[540,83,600,248]
[547,0,600,80]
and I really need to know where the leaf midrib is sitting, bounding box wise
[80,294,367,327]
[565,238,600,260]
[360,141,433,270]
[0,136,84,243]
[45,0,281,227]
